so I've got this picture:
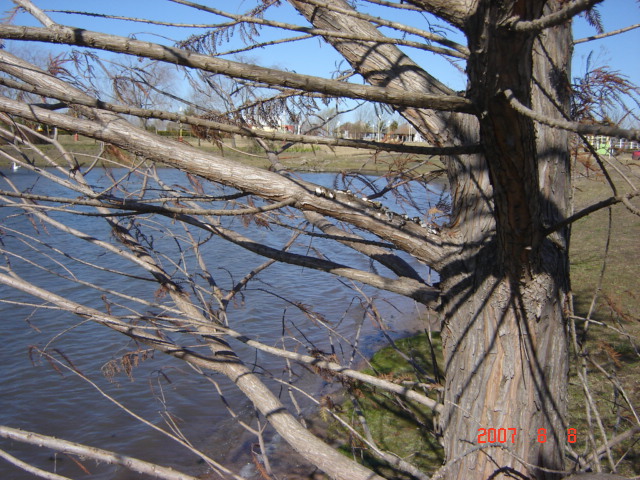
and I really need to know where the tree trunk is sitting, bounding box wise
[438,2,572,479]
[287,1,573,478]
[439,259,570,480]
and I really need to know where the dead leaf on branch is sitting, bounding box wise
[101,348,155,382]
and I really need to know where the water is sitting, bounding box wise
[0,167,443,479]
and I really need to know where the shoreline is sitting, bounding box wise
[0,136,446,175]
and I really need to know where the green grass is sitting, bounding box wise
[324,333,445,478]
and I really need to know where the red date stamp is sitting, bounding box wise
[478,428,578,444]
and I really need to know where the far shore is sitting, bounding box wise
[0,134,446,175]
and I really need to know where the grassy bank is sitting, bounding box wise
[330,333,445,478]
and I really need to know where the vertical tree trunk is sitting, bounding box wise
[439,2,572,479]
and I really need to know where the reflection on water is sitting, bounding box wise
[0,168,443,479]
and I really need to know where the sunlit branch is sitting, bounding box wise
[0,126,86,183]
[0,225,162,295]
[3,134,391,479]
[0,97,446,268]
[86,212,389,480]
[2,192,172,279]
[215,33,314,57]
[0,25,472,112]
[162,212,439,304]
[144,165,436,301]
[53,5,466,58]
[262,217,399,248]
[206,70,357,115]
[12,0,56,28]
[272,377,433,480]
[45,9,225,28]
[0,448,71,480]
[292,0,468,54]
[0,267,385,480]
[0,189,296,216]
[303,210,424,280]
[504,89,640,141]
[585,356,640,426]
[2,169,437,303]
[363,0,423,12]
[586,425,640,466]
[0,426,204,480]
[91,358,236,479]
[533,65,639,197]
[197,320,443,412]
[574,22,640,44]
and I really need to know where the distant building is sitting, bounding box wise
[387,123,424,143]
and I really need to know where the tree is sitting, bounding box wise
[0,1,638,480]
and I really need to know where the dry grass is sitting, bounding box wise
[567,154,640,476]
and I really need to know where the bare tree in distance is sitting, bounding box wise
[0,1,639,480]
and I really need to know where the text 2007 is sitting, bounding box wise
[477,428,517,443]
[477,428,579,444]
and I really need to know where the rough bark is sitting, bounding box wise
[404,0,475,29]
[438,1,572,479]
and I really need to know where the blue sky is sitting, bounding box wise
[4,0,639,114]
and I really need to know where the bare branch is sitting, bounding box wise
[45,9,223,28]
[401,0,471,28]
[185,218,439,304]
[574,22,640,44]
[0,448,71,480]
[0,95,445,268]
[544,192,640,235]
[363,0,423,12]
[0,25,473,112]
[303,210,425,280]
[0,426,203,480]
[504,89,640,141]
[2,2,637,478]
[0,51,448,269]
[0,269,386,480]
[0,188,296,217]
[172,0,469,56]
[2,185,438,302]
[51,6,466,58]
[505,0,605,32]
[586,425,640,465]
[12,0,57,28]
[204,322,444,412]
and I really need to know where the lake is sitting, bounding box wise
[0,167,443,479]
